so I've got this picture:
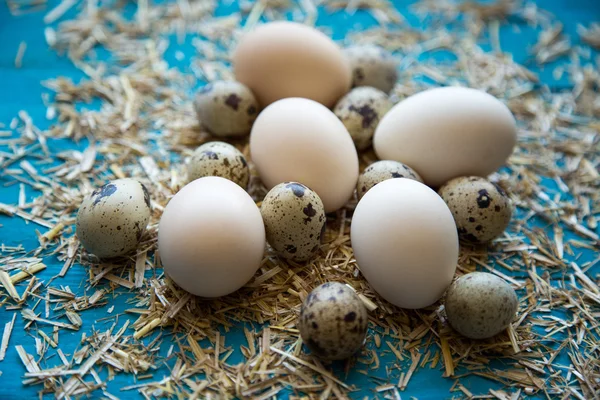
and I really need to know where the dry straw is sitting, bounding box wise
[1,0,599,398]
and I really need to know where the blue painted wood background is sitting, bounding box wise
[0,0,599,398]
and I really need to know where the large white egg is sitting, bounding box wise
[373,87,517,188]
[158,177,265,297]
[250,98,359,213]
[351,178,458,309]
[233,21,352,108]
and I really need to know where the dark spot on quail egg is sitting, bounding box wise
[225,93,242,110]
[349,104,377,128]
[141,183,151,209]
[92,183,117,206]
[476,189,491,208]
[203,150,219,160]
[303,203,316,219]
[286,182,305,197]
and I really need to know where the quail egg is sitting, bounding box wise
[357,160,422,200]
[438,176,512,243]
[261,182,325,262]
[299,282,368,360]
[334,87,392,150]
[77,178,151,258]
[194,80,259,137]
[187,141,250,188]
[445,272,518,339]
[344,45,397,94]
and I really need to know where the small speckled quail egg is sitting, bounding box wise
[344,45,398,94]
[334,87,392,150]
[438,176,512,243]
[261,182,325,262]
[194,81,259,137]
[299,282,368,360]
[187,141,250,188]
[77,179,151,258]
[445,272,518,339]
[357,160,422,200]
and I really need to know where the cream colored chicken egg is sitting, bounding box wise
[158,177,265,297]
[351,178,459,309]
[250,98,359,213]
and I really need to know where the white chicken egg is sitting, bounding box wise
[374,87,517,187]
[250,98,359,213]
[351,178,459,309]
[158,177,265,297]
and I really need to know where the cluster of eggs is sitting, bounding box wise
[76,21,520,360]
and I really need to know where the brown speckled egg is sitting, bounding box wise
[299,282,368,360]
[357,160,422,200]
[445,272,518,339]
[344,45,397,94]
[438,176,512,243]
[261,182,325,262]
[194,81,259,137]
[77,179,151,258]
[334,87,392,150]
[187,142,249,189]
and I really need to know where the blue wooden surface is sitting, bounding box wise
[1,0,599,399]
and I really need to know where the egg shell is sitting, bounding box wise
[334,87,392,150]
[299,282,368,360]
[250,98,359,213]
[445,272,518,339]
[351,178,459,309]
[187,141,250,189]
[77,178,151,258]
[158,177,265,297]
[194,81,259,137]
[357,160,422,200]
[374,87,517,187]
[344,45,398,94]
[261,182,326,262]
[438,176,512,243]
[233,21,352,108]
